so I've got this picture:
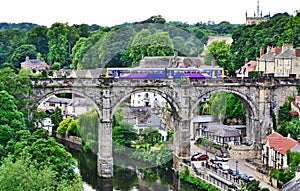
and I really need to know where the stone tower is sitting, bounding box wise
[246,0,270,25]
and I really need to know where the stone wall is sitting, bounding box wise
[228,145,259,160]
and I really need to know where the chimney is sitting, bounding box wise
[296,168,300,180]
[297,137,300,144]
[25,56,29,62]
[267,45,272,53]
[211,58,216,66]
[295,49,300,57]
[260,47,264,57]
[274,46,282,55]
[174,51,178,57]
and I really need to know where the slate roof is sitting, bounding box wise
[88,68,105,78]
[291,143,300,152]
[68,98,93,107]
[276,49,295,59]
[75,70,89,78]
[202,123,240,137]
[45,96,71,104]
[259,50,277,62]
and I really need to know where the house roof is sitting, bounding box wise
[88,68,105,78]
[45,96,71,104]
[202,122,240,137]
[291,143,300,152]
[75,70,89,78]
[236,60,256,74]
[259,51,276,62]
[191,115,216,123]
[216,127,240,137]
[262,132,298,155]
[68,98,93,107]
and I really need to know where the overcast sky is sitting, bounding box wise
[0,0,298,27]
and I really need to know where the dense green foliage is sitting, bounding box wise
[180,166,220,191]
[0,157,83,191]
[77,108,98,153]
[1,13,299,72]
[0,67,83,190]
[208,92,246,124]
[57,117,78,136]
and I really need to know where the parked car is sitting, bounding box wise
[239,172,248,181]
[245,175,256,183]
[216,154,230,162]
[216,162,230,171]
[228,168,239,176]
[191,154,209,161]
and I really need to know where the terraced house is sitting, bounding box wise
[257,44,300,77]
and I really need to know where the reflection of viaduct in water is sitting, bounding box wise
[31,77,296,178]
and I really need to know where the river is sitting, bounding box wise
[65,145,199,191]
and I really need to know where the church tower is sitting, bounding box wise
[246,0,270,25]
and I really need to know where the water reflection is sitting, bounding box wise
[66,145,198,191]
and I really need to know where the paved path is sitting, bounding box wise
[190,141,279,191]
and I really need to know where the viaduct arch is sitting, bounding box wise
[30,77,297,178]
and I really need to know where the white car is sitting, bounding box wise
[216,162,230,171]
[216,155,230,162]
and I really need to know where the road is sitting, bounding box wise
[190,141,279,191]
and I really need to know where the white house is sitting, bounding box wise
[38,95,93,118]
[67,97,93,117]
[261,132,298,169]
[130,92,166,108]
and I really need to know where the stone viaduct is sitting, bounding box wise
[30,77,297,178]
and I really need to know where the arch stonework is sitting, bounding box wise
[30,77,297,178]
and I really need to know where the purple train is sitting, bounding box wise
[106,67,224,79]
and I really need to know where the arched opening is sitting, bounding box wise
[110,88,181,169]
[190,89,259,160]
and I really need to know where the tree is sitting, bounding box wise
[112,122,138,148]
[141,127,162,145]
[25,25,49,56]
[277,118,300,139]
[0,68,32,123]
[77,108,98,153]
[278,96,293,123]
[47,23,69,66]
[10,44,37,69]
[57,117,78,136]
[50,107,63,129]
[0,90,26,133]
[0,157,83,191]
[205,40,233,71]
[20,137,78,181]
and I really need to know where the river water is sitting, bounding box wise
[66,147,199,191]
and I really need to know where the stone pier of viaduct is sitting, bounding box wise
[30,77,297,178]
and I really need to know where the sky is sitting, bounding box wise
[0,0,298,27]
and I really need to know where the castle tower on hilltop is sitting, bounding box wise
[246,0,270,25]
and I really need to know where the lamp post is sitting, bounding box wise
[204,143,208,155]
[236,161,239,182]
